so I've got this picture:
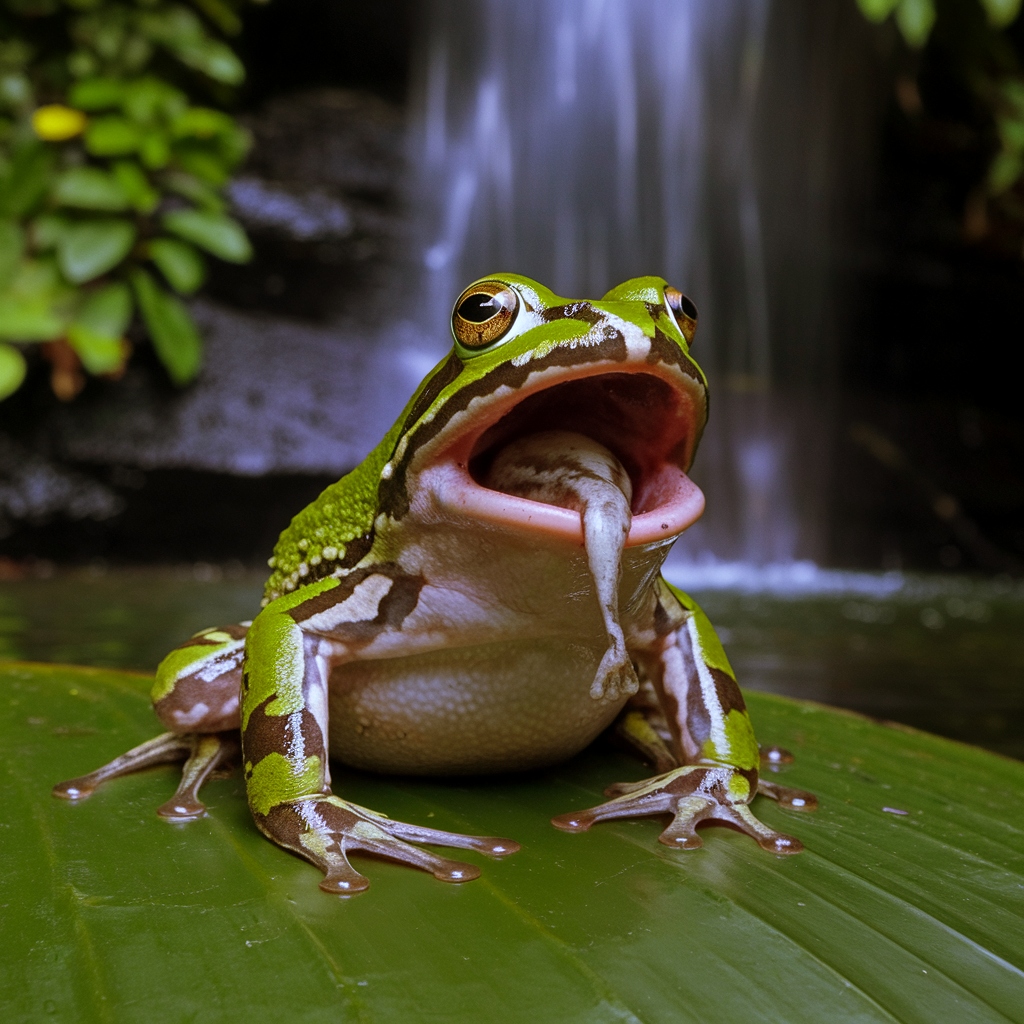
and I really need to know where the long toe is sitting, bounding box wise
[657,796,715,849]
[320,850,371,894]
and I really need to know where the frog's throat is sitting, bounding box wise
[416,365,706,548]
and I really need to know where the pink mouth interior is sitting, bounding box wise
[429,370,706,547]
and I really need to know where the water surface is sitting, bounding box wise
[1,565,1020,759]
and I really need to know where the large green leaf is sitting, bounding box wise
[4,662,1022,1023]
[111,161,159,214]
[0,142,53,218]
[856,0,900,20]
[84,116,142,157]
[0,258,74,340]
[895,0,937,46]
[68,77,127,111]
[139,7,245,85]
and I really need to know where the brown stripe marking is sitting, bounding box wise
[286,565,426,643]
[242,699,326,773]
[400,352,464,437]
[647,325,704,384]
[710,665,746,715]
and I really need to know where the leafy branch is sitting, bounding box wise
[0,0,262,402]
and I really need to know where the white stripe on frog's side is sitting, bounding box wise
[299,574,395,633]
[686,615,729,761]
[310,640,334,787]
[194,644,245,684]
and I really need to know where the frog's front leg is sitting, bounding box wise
[553,581,815,853]
[243,589,519,894]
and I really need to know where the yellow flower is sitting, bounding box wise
[31,105,87,141]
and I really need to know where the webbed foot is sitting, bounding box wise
[552,765,806,854]
[257,796,520,894]
[53,730,238,821]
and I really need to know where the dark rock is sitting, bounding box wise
[208,89,408,322]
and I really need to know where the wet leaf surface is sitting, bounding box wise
[3,661,1023,1023]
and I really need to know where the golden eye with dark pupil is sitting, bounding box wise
[452,281,518,349]
[458,293,502,322]
[664,286,698,344]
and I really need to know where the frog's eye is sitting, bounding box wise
[665,286,698,344]
[452,281,519,350]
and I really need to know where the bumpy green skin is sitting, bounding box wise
[264,423,401,600]
[67,273,811,894]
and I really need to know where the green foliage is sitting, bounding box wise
[981,0,1024,26]
[163,206,250,261]
[4,662,1024,1021]
[857,0,1022,48]
[148,235,204,292]
[0,342,26,397]
[131,265,201,383]
[858,0,903,19]
[856,0,1024,253]
[57,217,136,282]
[0,0,260,402]
[67,279,130,372]
[895,0,938,46]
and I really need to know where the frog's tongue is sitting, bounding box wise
[484,431,640,703]
[441,456,701,547]
[426,370,705,547]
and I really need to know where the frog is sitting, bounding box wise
[54,274,816,895]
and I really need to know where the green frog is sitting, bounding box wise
[54,274,815,895]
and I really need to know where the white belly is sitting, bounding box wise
[327,636,626,774]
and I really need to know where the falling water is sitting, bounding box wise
[405,0,877,566]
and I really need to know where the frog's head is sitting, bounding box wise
[381,273,708,548]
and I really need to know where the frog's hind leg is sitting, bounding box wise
[53,623,249,818]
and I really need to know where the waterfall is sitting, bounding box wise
[405,0,877,566]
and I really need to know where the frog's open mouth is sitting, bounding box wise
[423,367,706,547]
